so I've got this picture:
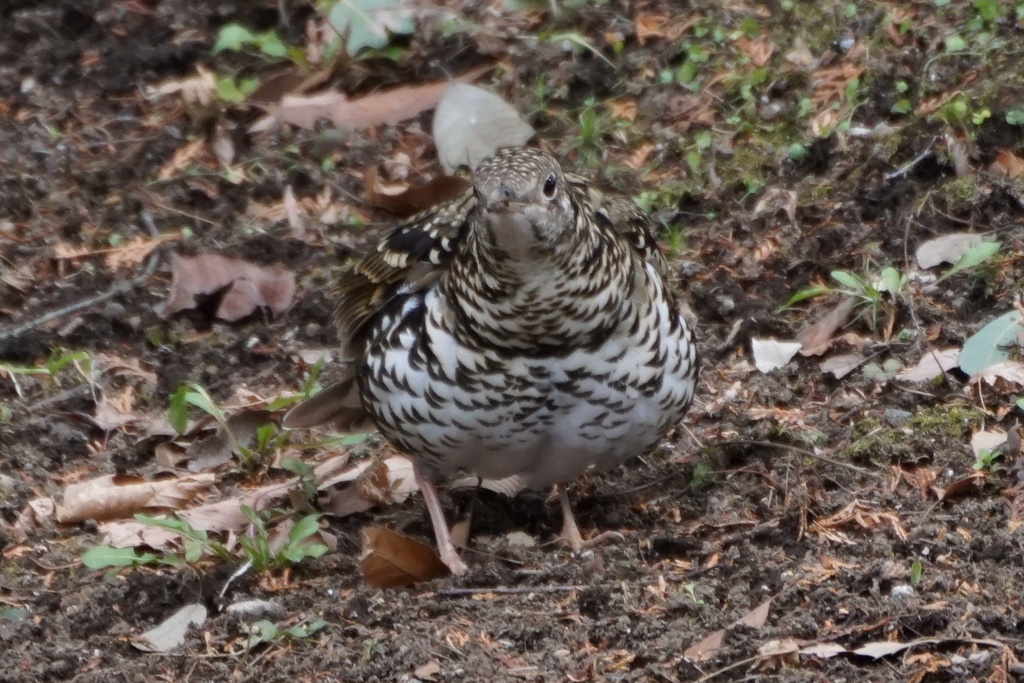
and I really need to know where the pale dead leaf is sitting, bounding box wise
[15,497,55,534]
[625,143,653,171]
[56,473,215,523]
[283,185,306,236]
[915,233,983,269]
[159,253,295,320]
[976,361,1024,386]
[799,642,848,658]
[971,430,1007,458]
[322,456,418,517]
[752,188,797,224]
[433,82,534,173]
[152,65,216,106]
[360,526,447,587]
[785,37,815,66]
[251,65,491,134]
[92,387,141,431]
[758,638,803,656]
[414,661,442,681]
[819,353,866,379]
[896,348,960,382]
[684,628,726,663]
[99,520,183,551]
[606,99,637,121]
[634,13,700,44]
[736,597,772,628]
[751,338,802,373]
[132,603,208,653]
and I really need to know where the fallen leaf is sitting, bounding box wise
[989,150,1024,179]
[360,526,447,587]
[752,188,798,225]
[799,642,848,658]
[250,65,491,133]
[322,456,419,517]
[364,168,472,216]
[751,338,802,373]
[132,603,208,652]
[151,65,216,106]
[414,661,442,681]
[915,233,984,269]
[736,597,772,628]
[159,253,295,321]
[684,628,726,663]
[327,0,414,56]
[157,139,206,180]
[896,348,960,382]
[820,353,866,379]
[975,361,1024,386]
[932,471,987,501]
[56,473,216,523]
[797,297,857,356]
[734,37,775,67]
[432,82,535,173]
[971,430,1007,458]
[784,37,815,66]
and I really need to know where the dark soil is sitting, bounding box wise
[3,0,1024,681]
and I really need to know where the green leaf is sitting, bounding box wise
[214,24,257,53]
[168,385,190,434]
[944,34,966,52]
[779,286,832,310]
[288,514,324,545]
[936,241,1000,283]
[255,30,288,58]
[82,546,157,569]
[877,266,905,294]
[327,0,415,56]
[830,270,864,292]
[959,310,1024,376]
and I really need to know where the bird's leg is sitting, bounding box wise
[414,467,468,576]
[556,483,625,551]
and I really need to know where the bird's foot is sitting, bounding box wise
[556,483,625,553]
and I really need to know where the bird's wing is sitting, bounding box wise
[333,191,477,356]
[565,173,669,280]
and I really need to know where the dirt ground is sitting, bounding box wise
[3,0,1024,681]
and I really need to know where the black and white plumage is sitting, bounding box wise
[286,147,699,574]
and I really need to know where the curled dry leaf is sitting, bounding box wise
[364,167,472,216]
[684,628,726,663]
[360,526,447,587]
[56,473,216,524]
[160,253,295,321]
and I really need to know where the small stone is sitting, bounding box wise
[889,584,914,598]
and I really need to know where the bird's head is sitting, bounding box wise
[473,147,577,254]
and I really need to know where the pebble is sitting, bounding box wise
[889,584,915,598]
[884,409,912,426]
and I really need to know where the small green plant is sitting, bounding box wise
[325,0,414,57]
[972,447,1004,472]
[243,618,327,650]
[81,510,328,572]
[213,24,293,60]
[681,582,704,605]
[690,461,713,490]
[781,267,906,332]
[909,560,923,587]
[0,349,92,397]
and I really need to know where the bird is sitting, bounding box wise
[285,146,699,575]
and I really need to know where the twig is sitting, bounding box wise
[885,137,937,181]
[714,439,877,475]
[0,210,163,343]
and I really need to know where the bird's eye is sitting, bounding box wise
[542,173,557,199]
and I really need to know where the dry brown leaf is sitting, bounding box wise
[56,472,215,523]
[91,387,140,431]
[785,37,815,66]
[132,603,208,653]
[360,526,447,587]
[606,99,637,121]
[634,13,700,44]
[684,628,726,663]
[625,143,653,171]
[932,471,987,501]
[797,297,857,356]
[414,661,442,681]
[158,139,206,180]
[159,253,295,320]
[990,150,1024,180]
[734,37,775,67]
[752,187,797,224]
[251,64,491,133]
[364,168,472,217]
[323,456,418,517]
